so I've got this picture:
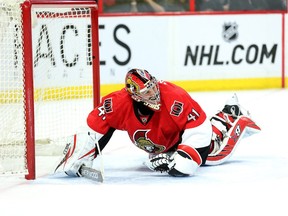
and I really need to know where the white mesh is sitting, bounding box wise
[0,0,27,175]
[0,0,98,176]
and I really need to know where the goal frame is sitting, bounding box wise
[21,0,100,180]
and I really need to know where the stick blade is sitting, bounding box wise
[79,166,104,183]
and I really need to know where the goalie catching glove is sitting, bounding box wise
[147,153,172,173]
[145,145,202,177]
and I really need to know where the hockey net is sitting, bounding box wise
[0,0,99,179]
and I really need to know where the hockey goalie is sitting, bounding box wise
[55,68,261,179]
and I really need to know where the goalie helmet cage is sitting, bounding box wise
[0,0,100,180]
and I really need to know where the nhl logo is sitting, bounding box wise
[222,22,238,42]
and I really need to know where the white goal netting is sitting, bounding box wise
[0,0,98,176]
[0,0,27,175]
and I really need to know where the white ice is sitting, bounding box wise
[1,89,288,216]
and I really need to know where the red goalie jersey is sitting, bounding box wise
[87,81,212,165]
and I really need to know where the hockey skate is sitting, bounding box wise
[206,94,261,165]
[222,93,243,118]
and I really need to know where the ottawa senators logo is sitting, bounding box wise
[126,77,140,95]
[133,130,165,153]
[103,98,113,113]
[170,100,183,117]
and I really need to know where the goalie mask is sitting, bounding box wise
[125,69,161,111]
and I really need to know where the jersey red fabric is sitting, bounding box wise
[87,81,208,154]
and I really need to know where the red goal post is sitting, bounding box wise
[0,0,100,180]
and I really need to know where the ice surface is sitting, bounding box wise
[1,89,288,216]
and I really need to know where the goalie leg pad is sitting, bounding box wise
[54,133,97,177]
[206,116,261,165]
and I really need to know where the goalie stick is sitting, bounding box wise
[79,165,104,183]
